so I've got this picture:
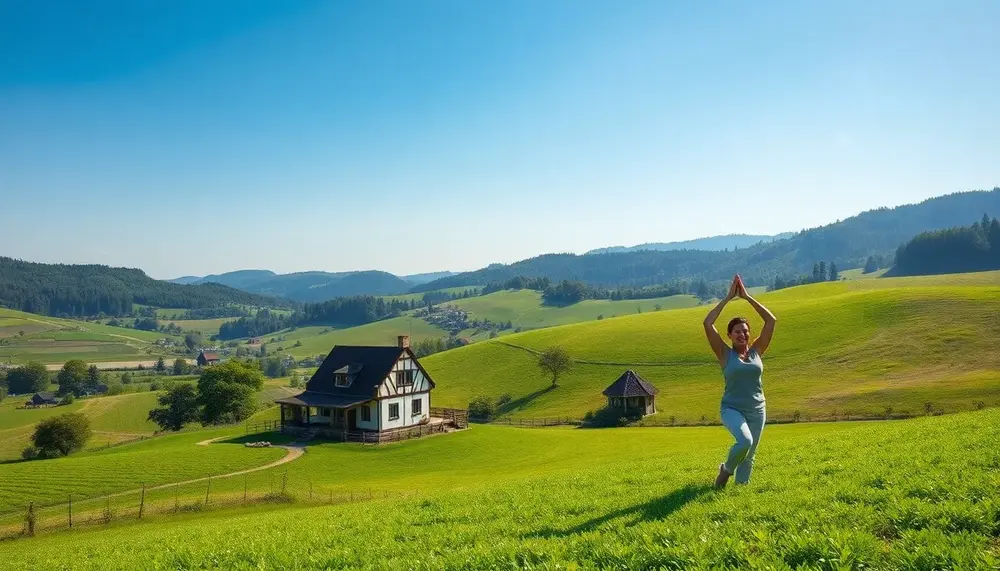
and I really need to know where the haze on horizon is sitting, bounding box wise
[1,1,997,280]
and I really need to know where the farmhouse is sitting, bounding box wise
[27,392,59,407]
[196,351,221,366]
[602,369,658,416]
[275,336,466,441]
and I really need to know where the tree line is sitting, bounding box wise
[0,257,288,318]
[893,214,1000,276]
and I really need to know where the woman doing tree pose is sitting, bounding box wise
[703,274,777,488]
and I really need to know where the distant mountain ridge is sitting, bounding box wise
[412,188,1000,292]
[586,232,796,255]
[168,269,458,303]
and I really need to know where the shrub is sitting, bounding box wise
[31,412,91,458]
[495,393,513,408]
[21,446,39,460]
[468,395,497,420]
[59,394,75,406]
[121,372,134,384]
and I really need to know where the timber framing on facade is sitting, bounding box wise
[275,335,464,440]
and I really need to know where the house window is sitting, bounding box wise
[361,405,371,422]
[388,403,400,420]
[395,369,414,387]
[412,399,422,415]
[335,374,349,387]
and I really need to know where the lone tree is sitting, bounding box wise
[173,358,191,376]
[197,360,265,425]
[87,365,102,389]
[57,360,90,397]
[155,357,166,373]
[148,384,200,431]
[28,412,92,459]
[5,362,49,394]
[538,346,572,387]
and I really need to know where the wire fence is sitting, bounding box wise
[0,470,417,542]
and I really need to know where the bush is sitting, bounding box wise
[149,381,161,391]
[106,381,124,396]
[31,413,91,458]
[468,395,497,420]
[59,394,75,406]
[21,446,39,460]
[120,372,134,384]
[496,393,513,408]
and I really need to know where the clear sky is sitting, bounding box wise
[2,1,997,279]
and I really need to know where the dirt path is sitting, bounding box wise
[101,441,305,500]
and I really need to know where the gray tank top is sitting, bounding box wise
[721,346,765,411]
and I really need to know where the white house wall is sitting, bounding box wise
[356,400,379,431]
[379,393,429,431]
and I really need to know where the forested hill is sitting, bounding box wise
[892,215,1000,276]
[413,188,1000,291]
[0,257,289,317]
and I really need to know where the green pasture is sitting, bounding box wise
[3,408,998,569]
[448,289,701,330]
[423,271,1000,420]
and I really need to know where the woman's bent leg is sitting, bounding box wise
[734,408,765,484]
[720,407,753,474]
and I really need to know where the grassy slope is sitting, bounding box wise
[448,289,700,329]
[160,317,234,336]
[0,428,284,513]
[423,270,1000,421]
[279,317,448,359]
[4,408,998,569]
[0,392,173,461]
[0,308,180,365]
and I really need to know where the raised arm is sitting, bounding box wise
[736,276,777,355]
[704,277,738,367]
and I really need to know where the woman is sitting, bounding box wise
[703,274,777,488]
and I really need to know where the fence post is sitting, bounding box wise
[26,502,36,537]
[139,483,146,519]
[68,494,73,529]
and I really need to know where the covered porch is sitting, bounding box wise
[275,392,374,433]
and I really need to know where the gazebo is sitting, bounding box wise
[602,369,658,416]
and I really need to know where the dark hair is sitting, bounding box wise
[727,317,749,334]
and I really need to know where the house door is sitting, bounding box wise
[348,408,357,429]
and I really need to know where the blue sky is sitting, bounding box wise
[2,1,997,279]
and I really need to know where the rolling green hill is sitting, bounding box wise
[422,270,1000,421]
[3,408,998,569]
[0,257,288,318]
[0,308,181,366]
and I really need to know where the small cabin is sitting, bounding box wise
[197,351,221,367]
[28,392,59,407]
[602,369,658,416]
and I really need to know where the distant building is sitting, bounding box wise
[602,369,659,416]
[27,392,59,407]
[197,351,221,367]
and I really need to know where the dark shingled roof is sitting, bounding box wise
[274,392,372,408]
[305,345,405,397]
[602,370,659,397]
[32,392,57,403]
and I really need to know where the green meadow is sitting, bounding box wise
[3,408,998,569]
[423,271,1000,421]
[0,308,180,365]
[448,289,701,330]
[278,317,450,359]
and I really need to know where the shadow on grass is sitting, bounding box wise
[218,432,299,446]
[527,483,713,539]
[498,386,556,415]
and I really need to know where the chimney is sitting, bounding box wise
[397,335,410,349]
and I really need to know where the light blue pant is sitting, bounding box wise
[721,406,766,484]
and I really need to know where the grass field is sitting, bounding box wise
[277,317,450,359]
[380,286,481,303]
[0,428,285,513]
[160,317,234,336]
[448,289,701,330]
[3,407,998,569]
[422,270,1000,421]
[0,308,180,365]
